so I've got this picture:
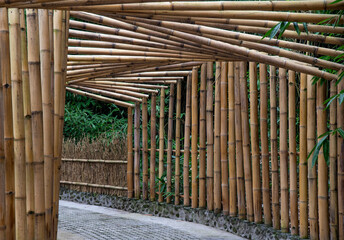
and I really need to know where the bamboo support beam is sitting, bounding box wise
[62,158,127,164]
[220,62,228,215]
[191,67,198,209]
[127,107,134,198]
[249,62,261,223]
[338,74,344,240]
[183,74,191,206]
[60,181,127,190]
[0,62,4,240]
[206,62,214,211]
[174,81,181,205]
[259,63,271,226]
[158,89,165,203]
[134,102,141,199]
[142,97,148,200]
[0,8,15,239]
[166,84,175,204]
[199,64,206,209]
[150,94,157,202]
[214,62,221,213]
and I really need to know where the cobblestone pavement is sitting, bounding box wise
[58,200,245,240]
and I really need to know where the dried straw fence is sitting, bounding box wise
[0,1,343,240]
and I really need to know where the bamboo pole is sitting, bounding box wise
[338,74,344,240]
[0,8,15,239]
[0,61,4,240]
[228,61,236,217]
[220,62,229,215]
[150,94,157,201]
[134,102,141,199]
[191,67,198,209]
[234,62,245,219]
[142,97,148,200]
[27,9,46,239]
[240,61,253,222]
[307,74,318,239]
[174,81,181,205]
[38,9,54,238]
[206,62,214,211]
[279,68,288,232]
[62,158,127,164]
[9,8,27,239]
[270,65,280,230]
[158,89,165,202]
[166,84,175,204]
[329,79,337,240]
[183,74,191,206]
[317,79,329,239]
[214,62,222,213]
[60,181,127,191]
[259,63,271,226]
[20,9,34,240]
[249,62,262,223]
[127,107,134,198]
[299,73,308,239]
[199,63,206,209]
[289,70,298,235]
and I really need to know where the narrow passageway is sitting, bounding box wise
[57,201,245,240]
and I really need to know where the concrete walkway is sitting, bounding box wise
[57,200,245,240]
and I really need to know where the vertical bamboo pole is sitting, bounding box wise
[0,61,4,240]
[150,94,157,201]
[270,65,280,229]
[127,107,134,198]
[214,62,222,213]
[288,70,298,235]
[338,74,344,240]
[329,79,337,240]
[299,73,308,238]
[260,63,271,225]
[220,62,229,215]
[134,102,141,199]
[250,62,262,223]
[142,97,148,200]
[38,9,54,238]
[0,8,15,239]
[307,74,318,240]
[183,74,191,206]
[27,9,46,239]
[228,61,236,217]
[279,68,289,232]
[317,80,329,239]
[158,89,165,202]
[240,61,253,222]
[20,9,35,240]
[174,82,181,205]
[52,11,63,239]
[235,62,245,219]
[191,67,198,209]
[199,64,206,209]
[167,84,175,204]
[206,62,214,211]
[9,8,27,239]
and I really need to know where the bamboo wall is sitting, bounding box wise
[127,62,344,240]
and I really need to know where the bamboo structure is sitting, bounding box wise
[1,2,343,239]
[206,62,214,211]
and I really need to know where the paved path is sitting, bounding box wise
[58,200,245,240]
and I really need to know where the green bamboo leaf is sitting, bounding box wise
[278,22,291,38]
[310,135,328,168]
[293,22,301,35]
[302,22,309,34]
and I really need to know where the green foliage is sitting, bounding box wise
[63,92,128,142]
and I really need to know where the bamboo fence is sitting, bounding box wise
[0,2,343,240]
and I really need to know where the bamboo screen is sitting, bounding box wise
[0,1,343,240]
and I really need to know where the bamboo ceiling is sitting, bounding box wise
[2,0,343,106]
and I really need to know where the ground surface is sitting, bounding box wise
[57,200,245,240]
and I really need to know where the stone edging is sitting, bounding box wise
[60,188,301,240]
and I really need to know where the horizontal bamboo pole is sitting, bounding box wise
[78,83,149,98]
[118,71,191,77]
[62,158,127,164]
[84,81,169,89]
[60,181,127,190]
[66,87,135,108]
[93,77,183,82]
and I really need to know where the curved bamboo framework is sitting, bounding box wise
[0,1,343,239]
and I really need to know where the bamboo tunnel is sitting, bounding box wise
[0,2,343,240]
